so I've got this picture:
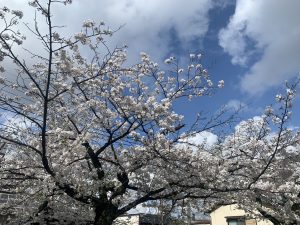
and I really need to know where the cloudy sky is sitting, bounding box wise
[2,0,300,127]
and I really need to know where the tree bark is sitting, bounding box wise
[94,204,117,225]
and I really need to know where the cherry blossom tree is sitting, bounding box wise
[204,82,300,225]
[2,1,299,225]
[0,1,232,224]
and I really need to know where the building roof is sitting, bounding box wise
[191,219,211,224]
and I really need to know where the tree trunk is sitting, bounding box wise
[93,204,117,225]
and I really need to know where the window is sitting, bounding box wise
[227,217,246,225]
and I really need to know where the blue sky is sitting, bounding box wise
[2,0,300,129]
[170,0,300,129]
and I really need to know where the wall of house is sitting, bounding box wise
[210,204,273,225]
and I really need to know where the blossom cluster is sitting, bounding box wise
[0,2,227,223]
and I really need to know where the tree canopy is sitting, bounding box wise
[0,1,299,225]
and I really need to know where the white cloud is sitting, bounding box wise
[226,99,247,111]
[178,131,218,154]
[2,0,214,63]
[186,131,218,148]
[219,0,300,94]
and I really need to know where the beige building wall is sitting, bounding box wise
[210,204,273,225]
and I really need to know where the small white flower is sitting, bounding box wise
[2,6,10,12]
[82,20,95,28]
[286,88,295,98]
[272,115,281,124]
[275,94,283,102]
[196,64,202,70]
[13,37,23,45]
[28,1,38,7]
[104,29,113,36]
[190,53,196,59]
[52,32,60,41]
[218,80,225,88]
[265,106,273,115]
[74,32,87,44]
[178,68,184,73]
[64,0,72,5]
[207,80,213,87]
[140,52,148,57]
[164,58,172,64]
[11,10,23,19]
[195,75,201,80]
[1,33,10,40]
